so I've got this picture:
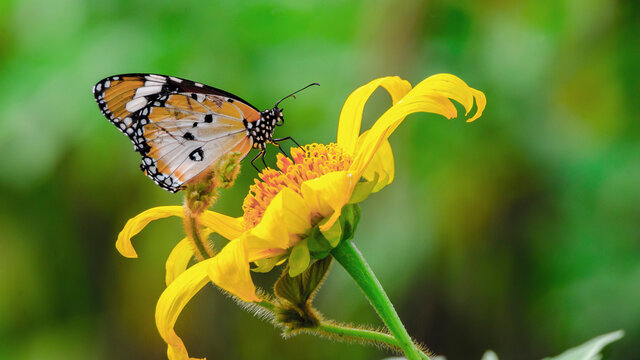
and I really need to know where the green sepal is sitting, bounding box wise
[274,256,332,310]
[338,204,360,242]
[288,239,311,277]
[349,173,379,204]
[307,203,361,260]
[307,227,334,260]
[319,216,342,247]
[252,255,285,273]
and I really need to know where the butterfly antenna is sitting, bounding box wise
[274,83,320,108]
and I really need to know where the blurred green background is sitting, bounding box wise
[0,0,638,359]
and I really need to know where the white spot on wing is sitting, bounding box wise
[134,85,163,99]
[126,97,147,112]
[146,74,166,83]
[169,76,183,83]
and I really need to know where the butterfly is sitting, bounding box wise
[92,73,318,193]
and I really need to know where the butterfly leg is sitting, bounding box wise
[273,136,303,150]
[261,149,268,168]
[251,149,266,171]
[272,141,291,159]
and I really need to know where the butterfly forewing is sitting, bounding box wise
[93,73,260,192]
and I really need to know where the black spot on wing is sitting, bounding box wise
[183,132,195,141]
[189,147,204,161]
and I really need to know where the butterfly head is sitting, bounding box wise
[273,107,285,126]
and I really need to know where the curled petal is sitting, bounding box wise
[116,206,184,258]
[412,74,486,123]
[155,260,210,360]
[207,238,260,302]
[337,76,412,156]
[350,73,486,177]
[117,207,243,259]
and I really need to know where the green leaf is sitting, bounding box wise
[542,330,624,360]
[288,239,311,277]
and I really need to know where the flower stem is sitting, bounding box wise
[318,322,400,348]
[185,214,213,261]
[331,239,427,360]
[257,300,277,312]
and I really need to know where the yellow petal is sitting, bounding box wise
[199,212,245,240]
[336,76,412,156]
[249,188,311,251]
[207,238,260,302]
[350,73,486,177]
[165,236,199,286]
[356,131,394,193]
[116,206,184,258]
[300,171,355,231]
[412,73,487,123]
[155,260,210,360]
[116,207,241,259]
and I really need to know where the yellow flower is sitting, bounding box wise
[204,73,485,300]
[117,74,485,360]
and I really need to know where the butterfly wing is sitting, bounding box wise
[92,73,259,192]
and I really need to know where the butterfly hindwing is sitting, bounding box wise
[93,73,260,192]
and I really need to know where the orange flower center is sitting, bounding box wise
[242,143,351,228]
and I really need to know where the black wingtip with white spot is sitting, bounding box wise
[93,74,188,193]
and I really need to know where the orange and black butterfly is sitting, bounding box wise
[92,74,317,192]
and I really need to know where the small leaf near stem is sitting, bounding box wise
[273,257,333,332]
[331,239,428,360]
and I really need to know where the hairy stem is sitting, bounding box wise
[183,209,214,261]
[318,322,400,348]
